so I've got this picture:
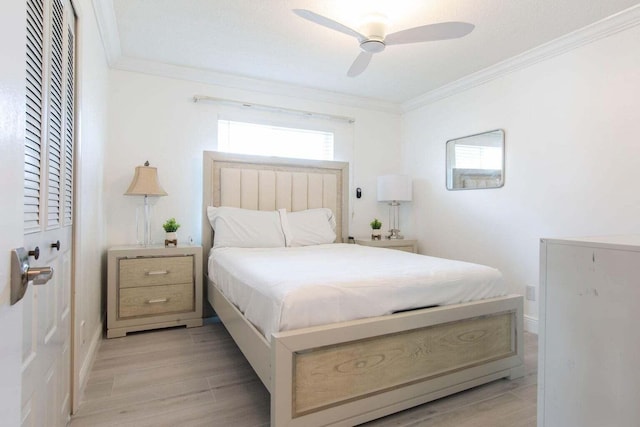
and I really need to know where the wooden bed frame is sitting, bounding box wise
[202,151,525,426]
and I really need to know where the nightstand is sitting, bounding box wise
[107,245,203,338]
[355,238,418,253]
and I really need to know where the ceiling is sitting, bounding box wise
[107,0,640,105]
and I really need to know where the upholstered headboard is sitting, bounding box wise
[202,151,349,258]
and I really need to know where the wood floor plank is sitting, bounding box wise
[510,383,538,402]
[96,327,193,356]
[401,393,533,427]
[127,400,269,427]
[71,389,215,427]
[111,353,249,394]
[207,363,257,389]
[210,380,270,407]
[72,323,538,427]
[90,339,239,380]
[81,377,114,402]
[360,377,531,427]
[76,377,212,416]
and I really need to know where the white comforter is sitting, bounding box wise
[209,243,506,340]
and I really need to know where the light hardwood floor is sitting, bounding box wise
[71,320,537,427]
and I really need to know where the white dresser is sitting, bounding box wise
[539,235,640,427]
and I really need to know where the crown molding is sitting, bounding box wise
[402,4,640,112]
[92,0,639,115]
[91,0,400,114]
[110,56,403,114]
[91,0,121,66]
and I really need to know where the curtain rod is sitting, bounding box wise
[192,95,355,124]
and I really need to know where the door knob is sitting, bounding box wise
[10,247,55,305]
[51,240,60,251]
[28,246,40,260]
[27,266,54,285]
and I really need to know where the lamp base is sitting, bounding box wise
[135,197,155,246]
[387,229,404,240]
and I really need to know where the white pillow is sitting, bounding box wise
[207,206,286,248]
[280,208,336,247]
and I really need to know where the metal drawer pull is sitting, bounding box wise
[147,298,168,304]
[146,270,169,276]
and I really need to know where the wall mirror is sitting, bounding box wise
[446,129,504,190]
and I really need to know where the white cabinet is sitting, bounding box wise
[539,236,640,427]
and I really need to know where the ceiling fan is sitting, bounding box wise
[293,9,474,77]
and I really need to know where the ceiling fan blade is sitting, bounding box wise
[385,22,474,45]
[293,9,365,41]
[347,51,373,77]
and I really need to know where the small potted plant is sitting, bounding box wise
[162,217,180,247]
[370,218,382,240]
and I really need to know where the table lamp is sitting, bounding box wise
[124,161,167,246]
[377,174,412,239]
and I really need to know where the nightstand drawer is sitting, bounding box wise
[392,245,417,253]
[119,283,194,318]
[354,238,418,253]
[119,256,192,288]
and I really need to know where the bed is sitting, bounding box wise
[202,151,524,427]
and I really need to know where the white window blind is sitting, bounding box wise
[217,120,334,161]
[24,0,45,231]
[24,0,75,233]
[63,26,75,226]
[47,0,64,228]
[454,145,502,170]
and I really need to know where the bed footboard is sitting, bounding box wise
[271,295,524,427]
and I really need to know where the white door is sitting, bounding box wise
[0,1,29,425]
[22,0,76,425]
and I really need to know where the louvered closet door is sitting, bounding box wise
[23,0,75,425]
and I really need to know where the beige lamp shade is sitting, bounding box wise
[124,162,168,196]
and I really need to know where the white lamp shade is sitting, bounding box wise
[377,174,412,202]
[124,164,167,197]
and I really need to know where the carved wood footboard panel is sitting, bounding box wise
[293,312,514,416]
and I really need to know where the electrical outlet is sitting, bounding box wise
[526,285,536,301]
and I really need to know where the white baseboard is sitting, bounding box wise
[524,315,538,335]
[74,320,103,413]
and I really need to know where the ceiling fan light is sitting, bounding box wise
[360,12,388,39]
[360,39,385,53]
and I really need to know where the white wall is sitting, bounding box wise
[105,70,402,247]
[0,1,27,424]
[402,23,640,326]
[72,0,110,409]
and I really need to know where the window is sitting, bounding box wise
[217,120,334,161]
[453,144,502,170]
